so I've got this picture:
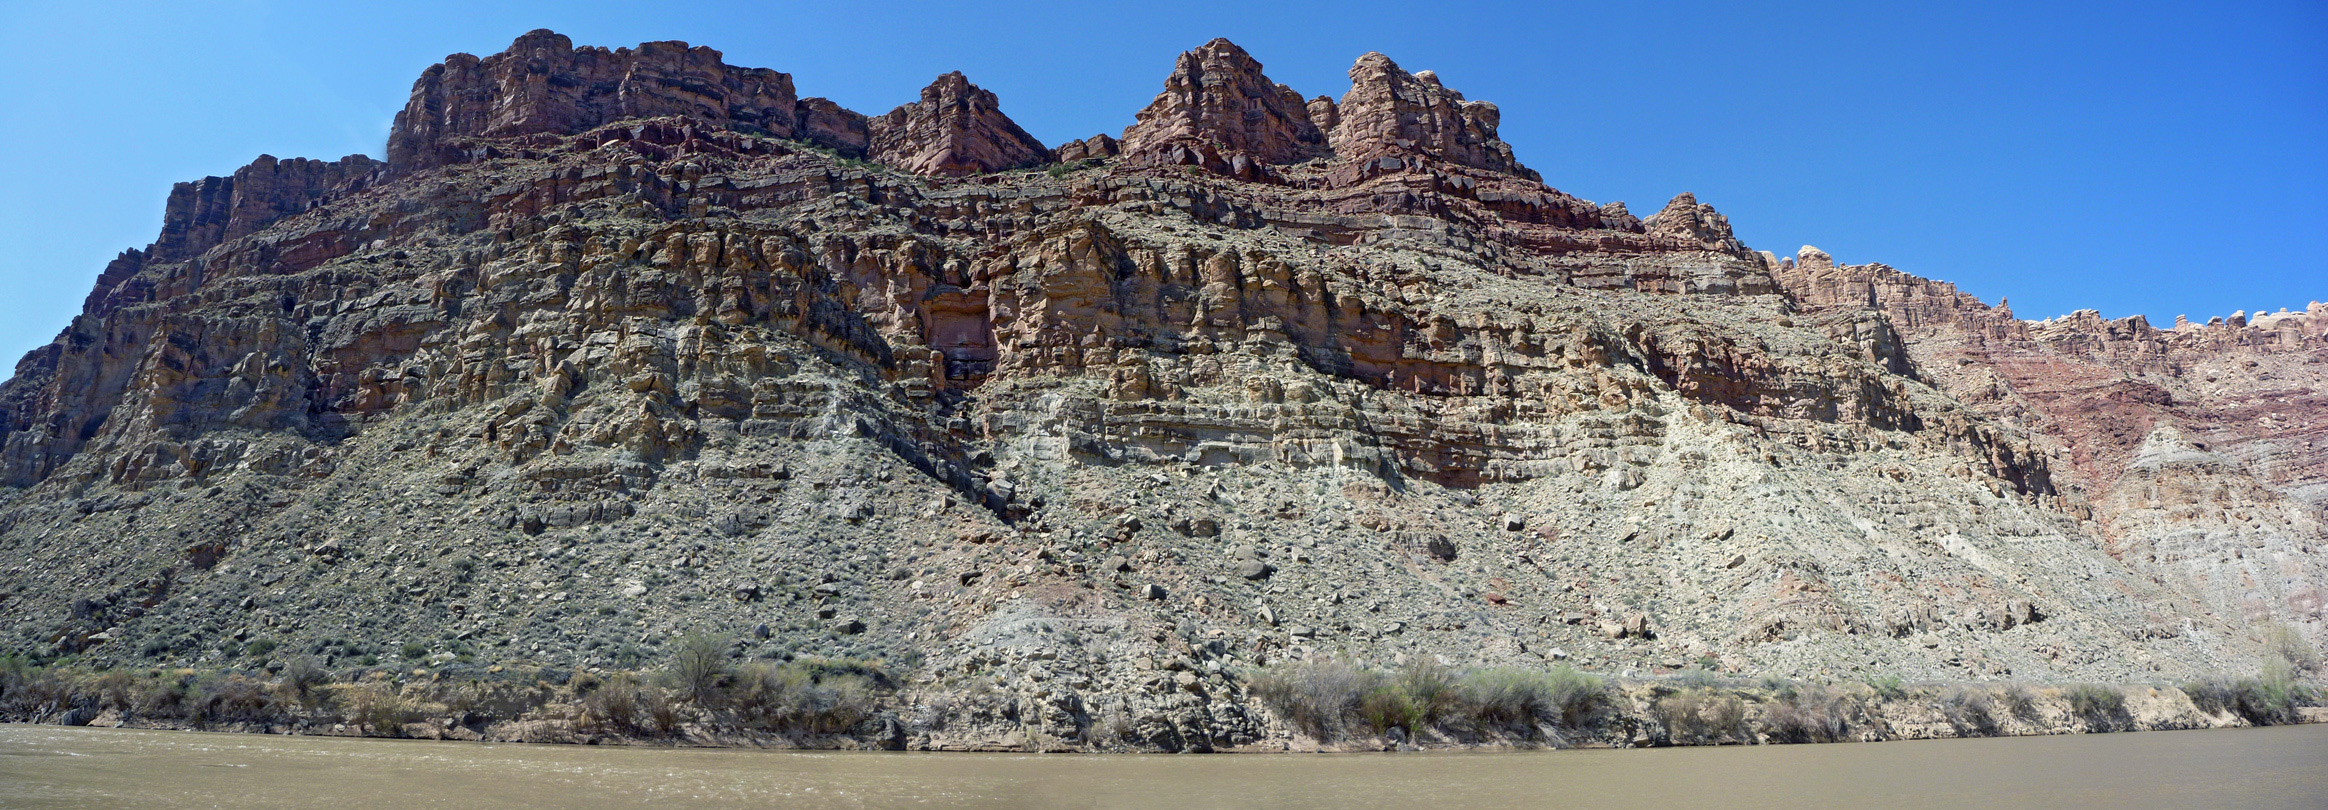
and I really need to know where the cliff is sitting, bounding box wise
[0,31,2317,753]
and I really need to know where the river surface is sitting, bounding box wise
[2,723,2323,809]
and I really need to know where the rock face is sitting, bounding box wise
[153,154,385,263]
[1773,246,2328,640]
[1120,38,1327,169]
[866,72,1048,176]
[1328,53,1534,180]
[388,30,805,171]
[0,31,2319,753]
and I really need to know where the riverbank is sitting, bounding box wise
[10,723,2327,810]
[2,656,2317,753]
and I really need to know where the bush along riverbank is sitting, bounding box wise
[2,634,2319,752]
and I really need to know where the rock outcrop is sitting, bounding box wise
[0,31,2318,754]
[1774,246,2328,641]
[152,154,384,263]
[387,30,805,171]
[865,72,1047,176]
[1120,38,1327,170]
[1328,53,1534,181]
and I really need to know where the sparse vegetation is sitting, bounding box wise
[669,630,731,705]
[1654,688,1747,745]
[1761,684,1861,744]
[2065,684,2128,731]
[1938,686,1998,737]
[1246,659,1604,742]
[1863,674,1908,700]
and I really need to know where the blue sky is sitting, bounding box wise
[1,1,2321,361]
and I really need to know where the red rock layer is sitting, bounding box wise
[866,73,1049,177]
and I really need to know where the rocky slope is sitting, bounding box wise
[0,31,2318,752]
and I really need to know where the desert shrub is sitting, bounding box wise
[729,661,875,734]
[1394,660,1462,725]
[1938,686,1998,737]
[1864,674,1908,701]
[1247,659,1367,739]
[1762,685,1858,744]
[1672,669,1721,690]
[2198,657,2318,726]
[669,630,732,705]
[436,678,552,721]
[279,656,329,708]
[1998,683,2038,721]
[245,639,278,659]
[1460,667,1556,732]
[134,672,196,717]
[347,682,411,735]
[2263,624,2319,673]
[191,674,284,725]
[643,686,681,734]
[2183,678,2238,716]
[1539,666,1606,730]
[0,663,75,718]
[1355,680,1423,737]
[400,642,428,661]
[88,672,136,712]
[580,673,643,733]
[2064,684,2127,731]
[1655,689,1746,745]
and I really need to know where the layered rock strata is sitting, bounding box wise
[0,31,2317,753]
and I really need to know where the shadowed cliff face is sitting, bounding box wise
[0,31,2316,752]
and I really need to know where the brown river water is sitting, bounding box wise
[2,723,2323,809]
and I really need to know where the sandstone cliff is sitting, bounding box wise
[0,31,2317,753]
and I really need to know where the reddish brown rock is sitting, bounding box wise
[152,154,382,263]
[1328,53,1534,180]
[1120,38,1326,169]
[1642,192,1748,255]
[1051,134,1120,164]
[387,30,804,172]
[793,97,870,155]
[865,72,1047,177]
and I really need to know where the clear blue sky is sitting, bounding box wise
[2,1,2322,362]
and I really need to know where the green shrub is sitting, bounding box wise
[400,642,428,661]
[2192,657,2319,726]
[1459,668,1554,731]
[245,639,278,659]
[1864,674,1908,700]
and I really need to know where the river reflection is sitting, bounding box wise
[2,723,2323,809]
